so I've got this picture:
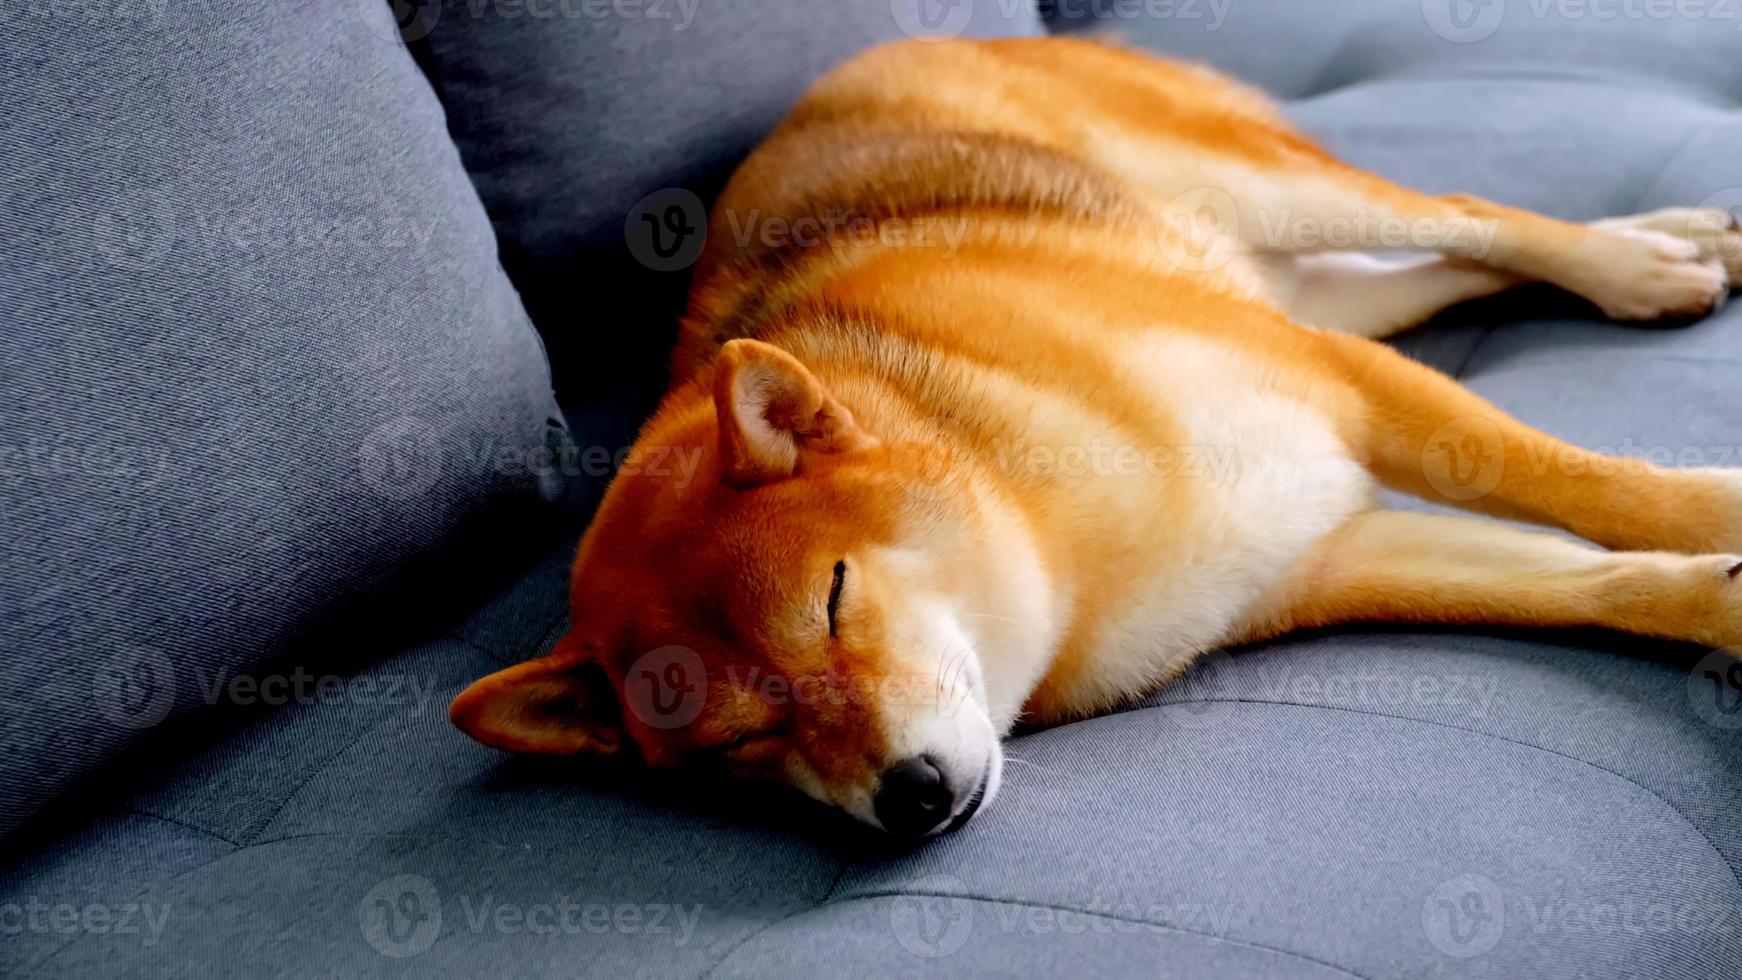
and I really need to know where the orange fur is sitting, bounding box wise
[451,38,1742,833]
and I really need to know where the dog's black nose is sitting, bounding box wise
[874,754,954,837]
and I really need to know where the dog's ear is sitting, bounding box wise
[449,634,624,756]
[713,338,878,488]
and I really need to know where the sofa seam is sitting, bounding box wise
[24,812,246,973]
[696,909,818,980]
[705,890,1371,980]
[244,628,555,845]
[242,719,405,846]
[698,862,853,980]
[1465,350,1742,378]
[456,607,569,666]
[25,844,245,975]
[27,830,575,973]
[1450,323,1501,381]
[1290,65,1739,108]
[50,833,1315,980]
[1130,696,1742,892]
[122,807,244,848]
[15,827,838,980]
[1624,128,1713,216]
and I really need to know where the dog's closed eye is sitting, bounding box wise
[722,733,786,763]
[692,731,786,771]
[827,559,846,637]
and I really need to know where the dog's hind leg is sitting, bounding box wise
[1259,204,1742,337]
[1235,510,1742,649]
[1259,252,1520,338]
[1222,174,1736,322]
[1014,38,1738,321]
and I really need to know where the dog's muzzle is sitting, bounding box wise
[872,755,991,838]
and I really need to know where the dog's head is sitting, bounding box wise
[451,339,1055,837]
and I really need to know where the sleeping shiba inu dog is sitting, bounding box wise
[451,38,1742,838]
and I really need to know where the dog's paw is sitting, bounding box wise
[1595,207,1742,283]
[1707,556,1742,649]
[1664,554,1742,650]
[1570,226,1730,321]
[1718,468,1742,556]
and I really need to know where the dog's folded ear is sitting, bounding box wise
[713,338,878,488]
[449,635,624,756]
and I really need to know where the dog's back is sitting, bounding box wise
[676,37,1318,373]
[666,38,1376,719]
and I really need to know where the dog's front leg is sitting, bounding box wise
[1263,251,1520,339]
[1306,329,1742,555]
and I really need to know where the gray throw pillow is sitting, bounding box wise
[0,2,570,836]
[406,0,1045,382]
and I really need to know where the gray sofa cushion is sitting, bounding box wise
[0,5,569,837]
[7,5,1742,980]
[404,0,1044,382]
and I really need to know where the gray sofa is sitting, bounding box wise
[3,2,1739,977]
